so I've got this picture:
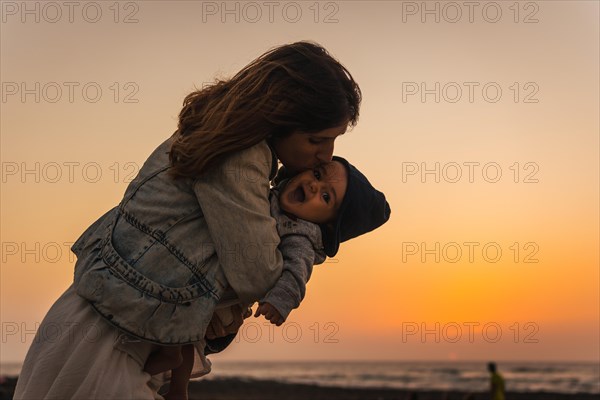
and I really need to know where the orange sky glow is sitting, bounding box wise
[1,1,598,364]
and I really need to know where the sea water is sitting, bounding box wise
[206,361,599,394]
[3,361,599,394]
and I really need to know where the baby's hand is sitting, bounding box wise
[254,302,284,326]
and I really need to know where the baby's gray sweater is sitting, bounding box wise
[259,187,327,320]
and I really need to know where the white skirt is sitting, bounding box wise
[14,283,212,400]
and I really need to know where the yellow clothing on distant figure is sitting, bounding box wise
[490,372,505,400]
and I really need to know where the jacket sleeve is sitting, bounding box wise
[193,142,283,304]
[259,190,327,320]
[260,234,320,320]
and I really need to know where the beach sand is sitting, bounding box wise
[2,376,598,399]
[179,377,599,400]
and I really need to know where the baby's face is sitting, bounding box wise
[279,160,347,224]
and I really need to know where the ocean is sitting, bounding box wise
[2,361,599,394]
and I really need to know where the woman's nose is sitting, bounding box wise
[316,142,334,163]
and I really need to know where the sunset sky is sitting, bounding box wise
[1,1,598,364]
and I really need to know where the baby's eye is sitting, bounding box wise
[313,169,321,180]
[322,192,330,203]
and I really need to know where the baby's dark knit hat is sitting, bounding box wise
[320,156,391,257]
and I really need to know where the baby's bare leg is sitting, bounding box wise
[164,344,194,400]
[144,345,183,376]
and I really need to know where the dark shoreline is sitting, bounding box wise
[1,376,598,400]
[183,377,599,400]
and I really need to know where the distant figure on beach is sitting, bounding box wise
[487,362,506,400]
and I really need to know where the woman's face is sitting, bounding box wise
[271,122,348,174]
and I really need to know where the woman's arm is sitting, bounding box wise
[193,141,283,304]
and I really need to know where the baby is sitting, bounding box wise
[145,156,390,399]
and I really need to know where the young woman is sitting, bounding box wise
[14,40,362,399]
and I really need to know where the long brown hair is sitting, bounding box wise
[168,40,362,179]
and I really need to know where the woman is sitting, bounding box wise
[14,40,361,399]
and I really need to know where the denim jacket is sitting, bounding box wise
[71,135,283,345]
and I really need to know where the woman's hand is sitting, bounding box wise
[254,302,284,326]
[205,304,252,340]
